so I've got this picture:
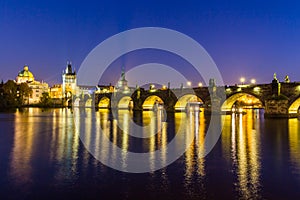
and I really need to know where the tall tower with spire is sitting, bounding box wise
[117,66,128,90]
[62,61,77,98]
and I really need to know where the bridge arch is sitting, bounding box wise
[118,96,133,109]
[289,97,300,114]
[98,96,110,108]
[221,92,263,112]
[74,97,81,107]
[174,94,203,111]
[85,98,93,107]
[142,95,164,110]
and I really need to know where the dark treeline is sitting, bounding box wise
[0,80,64,111]
[0,80,32,110]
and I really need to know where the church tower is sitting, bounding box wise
[117,67,128,91]
[62,61,77,98]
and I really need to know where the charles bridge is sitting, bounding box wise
[73,77,300,118]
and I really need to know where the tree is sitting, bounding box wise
[1,80,18,108]
[18,82,32,106]
[39,92,53,107]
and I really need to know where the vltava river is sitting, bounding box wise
[0,108,299,199]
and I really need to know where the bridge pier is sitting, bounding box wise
[264,99,298,118]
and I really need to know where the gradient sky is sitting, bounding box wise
[1,0,300,86]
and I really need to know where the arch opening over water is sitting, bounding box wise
[98,97,110,108]
[66,99,72,107]
[289,97,300,114]
[221,93,263,112]
[118,96,133,109]
[85,99,93,108]
[174,94,203,111]
[142,95,164,110]
[74,98,81,107]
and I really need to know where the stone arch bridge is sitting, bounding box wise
[73,81,300,118]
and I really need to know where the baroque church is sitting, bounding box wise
[16,65,49,104]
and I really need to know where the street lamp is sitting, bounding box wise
[198,82,203,87]
[240,77,245,85]
[250,79,256,84]
[187,81,192,87]
[162,85,167,90]
[150,84,155,90]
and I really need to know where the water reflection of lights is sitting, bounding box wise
[227,109,261,199]
[11,108,80,185]
[10,109,36,185]
[288,118,300,176]
[196,108,206,177]
[184,108,206,190]
[118,110,129,170]
[231,107,244,114]
[74,106,210,176]
[81,108,169,172]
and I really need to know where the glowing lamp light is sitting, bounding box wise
[226,88,232,92]
[150,84,155,89]
[149,84,156,92]
[162,85,167,90]
[198,82,203,87]
[253,87,260,92]
[251,79,256,84]
[187,81,192,87]
[240,77,245,84]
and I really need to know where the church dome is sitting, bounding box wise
[16,65,35,83]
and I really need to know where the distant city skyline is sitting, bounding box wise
[1,0,300,86]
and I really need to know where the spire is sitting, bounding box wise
[121,66,126,81]
[66,60,73,74]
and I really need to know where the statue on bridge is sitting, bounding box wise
[284,75,290,83]
[273,73,278,81]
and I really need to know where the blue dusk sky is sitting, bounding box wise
[1,0,300,86]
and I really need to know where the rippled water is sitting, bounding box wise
[0,108,299,199]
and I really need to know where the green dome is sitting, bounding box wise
[17,65,35,83]
[18,66,34,78]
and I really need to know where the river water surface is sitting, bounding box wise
[0,108,299,199]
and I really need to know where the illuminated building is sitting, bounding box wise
[48,62,77,106]
[16,65,49,104]
[16,65,35,83]
[62,61,77,98]
[49,84,63,99]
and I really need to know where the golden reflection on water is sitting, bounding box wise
[144,111,156,171]
[119,109,129,169]
[52,108,79,182]
[10,107,291,198]
[10,109,36,185]
[288,118,300,175]
[75,107,205,178]
[222,109,261,199]
[196,109,206,177]
[10,108,80,185]
[92,109,170,172]
[174,108,206,193]
[98,109,110,168]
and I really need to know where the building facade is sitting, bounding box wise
[16,65,49,104]
[62,61,77,98]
